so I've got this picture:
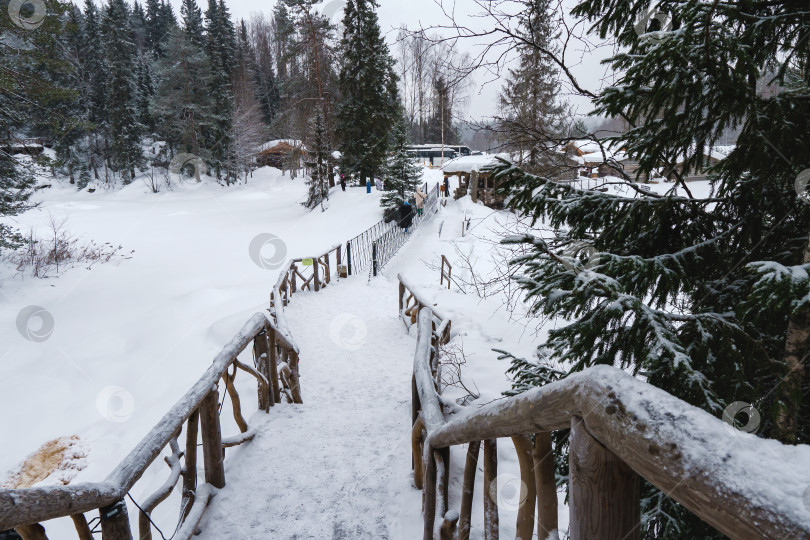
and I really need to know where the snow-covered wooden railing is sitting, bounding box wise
[0,312,303,539]
[271,243,342,308]
[398,273,451,345]
[409,306,810,540]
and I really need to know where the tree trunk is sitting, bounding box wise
[776,233,810,443]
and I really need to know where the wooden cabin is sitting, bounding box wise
[255,140,307,170]
[443,154,506,209]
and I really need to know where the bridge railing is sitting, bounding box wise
[403,277,810,540]
[0,244,342,540]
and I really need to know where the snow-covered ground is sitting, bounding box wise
[0,167,388,484]
[0,166,722,537]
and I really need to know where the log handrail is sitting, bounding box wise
[2,242,344,538]
[407,286,810,540]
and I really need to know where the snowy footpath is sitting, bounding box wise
[197,277,424,539]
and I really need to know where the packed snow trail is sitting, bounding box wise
[196,276,424,539]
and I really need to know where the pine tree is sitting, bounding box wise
[496,0,568,174]
[335,0,400,187]
[102,0,142,183]
[495,1,810,537]
[382,110,422,221]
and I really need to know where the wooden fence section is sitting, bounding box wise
[440,255,452,290]
[406,294,810,539]
[1,245,343,539]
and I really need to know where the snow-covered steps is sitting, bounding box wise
[196,278,424,538]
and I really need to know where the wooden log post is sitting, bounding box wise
[483,439,498,540]
[200,389,226,489]
[181,410,199,522]
[71,514,94,540]
[399,281,406,319]
[288,350,303,404]
[534,431,558,539]
[423,448,437,540]
[458,440,481,540]
[512,435,537,540]
[569,417,640,540]
[313,258,321,292]
[336,244,342,266]
[267,327,281,404]
[412,414,425,488]
[440,511,459,540]
[253,332,273,409]
[323,253,330,285]
[99,500,133,540]
[290,265,297,294]
[15,524,48,540]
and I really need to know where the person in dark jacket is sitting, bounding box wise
[340,175,346,191]
[443,177,450,197]
[399,201,414,231]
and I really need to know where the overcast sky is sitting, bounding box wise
[165,0,617,121]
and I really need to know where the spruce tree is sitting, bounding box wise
[382,110,422,221]
[495,1,810,537]
[496,0,568,174]
[102,0,142,183]
[204,0,237,182]
[303,111,329,210]
[151,27,214,157]
[180,0,205,48]
[335,0,399,187]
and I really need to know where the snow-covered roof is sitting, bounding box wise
[442,154,507,174]
[257,139,307,153]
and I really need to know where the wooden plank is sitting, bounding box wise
[569,417,639,540]
[199,389,226,489]
[457,440,480,540]
[313,258,320,292]
[483,439,498,540]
